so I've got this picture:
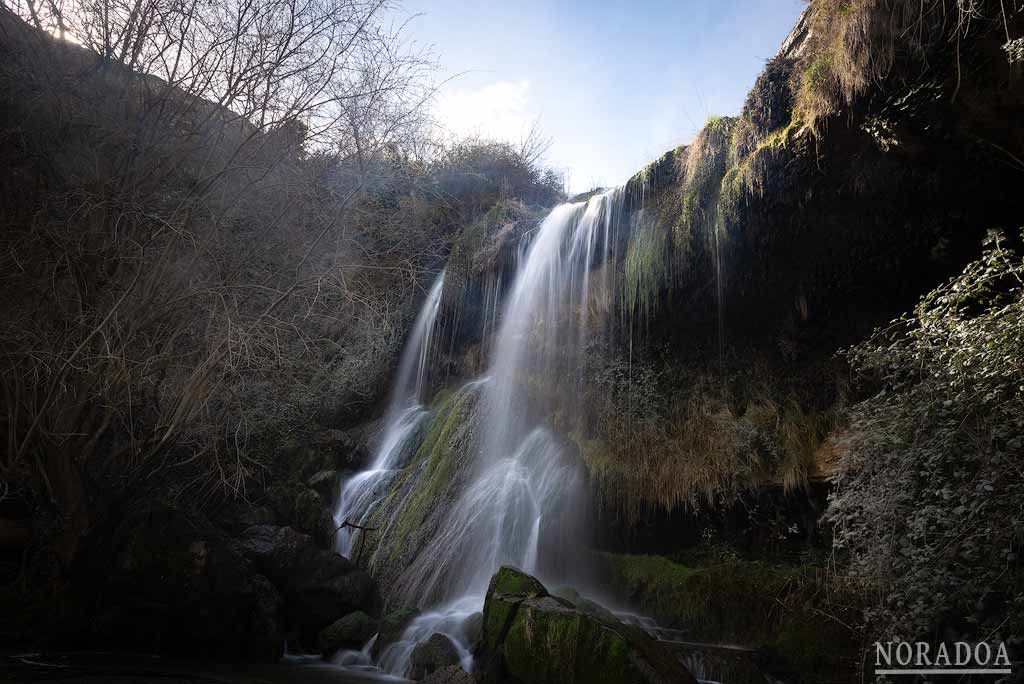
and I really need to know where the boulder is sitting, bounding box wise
[307,469,340,498]
[409,632,461,680]
[372,606,420,658]
[237,524,311,569]
[478,566,697,684]
[237,524,380,647]
[421,665,475,684]
[217,501,277,534]
[463,611,483,652]
[264,483,302,523]
[488,565,548,598]
[293,488,325,535]
[318,611,379,655]
[78,504,286,660]
[551,586,619,625]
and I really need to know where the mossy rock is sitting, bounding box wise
[409,632,461,679]
[372,606,420,658]
[464,611,484,652]
[478,566,696,684]
[480,566,549,653]
[361,382,485,601]
[318,610,379,655]
[293,488,324,535]
[489,565,547,598]
[550,585,617,625]
[604,552,860,682]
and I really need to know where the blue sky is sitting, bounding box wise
[393,1,804,193]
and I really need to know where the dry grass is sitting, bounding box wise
[793,0,1017,132]
[578,368,842,522]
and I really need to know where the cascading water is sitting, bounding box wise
[333,272,445,559]
[371,190,626,677]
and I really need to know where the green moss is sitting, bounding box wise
[372,607,420,656]
[604,553,861,682]
[623,221,669,322]
[661,117,735,264]
[371,385,478,571]
[704,114,730,134]
[502,601,633,684]
[488,565,548,598]
[481,593,521,653]
[803,54,834,91]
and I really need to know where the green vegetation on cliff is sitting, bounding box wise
[604,552,861,681]
[829,231,1024,644]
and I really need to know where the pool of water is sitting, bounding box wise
[2,651,412,683]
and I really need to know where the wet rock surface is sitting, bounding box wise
[372,607,421,658]
[421,664,476,684]
[318,610,379,655]
[409,632,461,679]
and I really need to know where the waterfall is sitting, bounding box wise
[333,271,445,559]
[374,190,624,676]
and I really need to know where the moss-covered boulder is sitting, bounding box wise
[409,632,461,679]
[318,610,379,655]
[372,606,420,658]
[489,565,548,598]
[477,566,696,684]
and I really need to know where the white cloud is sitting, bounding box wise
[434,79,533,143]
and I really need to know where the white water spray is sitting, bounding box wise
[375,190,625,676]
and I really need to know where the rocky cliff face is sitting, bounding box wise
[430,1,1024,530]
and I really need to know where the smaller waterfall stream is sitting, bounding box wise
[334,272,445,559]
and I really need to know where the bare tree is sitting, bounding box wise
[0,0,441,558]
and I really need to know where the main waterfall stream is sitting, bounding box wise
[333,190,627,678]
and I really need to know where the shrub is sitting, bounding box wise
[828,230,1024,642]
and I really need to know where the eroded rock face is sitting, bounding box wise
[477,566,697,684]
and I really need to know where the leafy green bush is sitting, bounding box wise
[828,230,1024,641]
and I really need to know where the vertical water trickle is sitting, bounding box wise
[713,210,726,367]
[333,271,445,558]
